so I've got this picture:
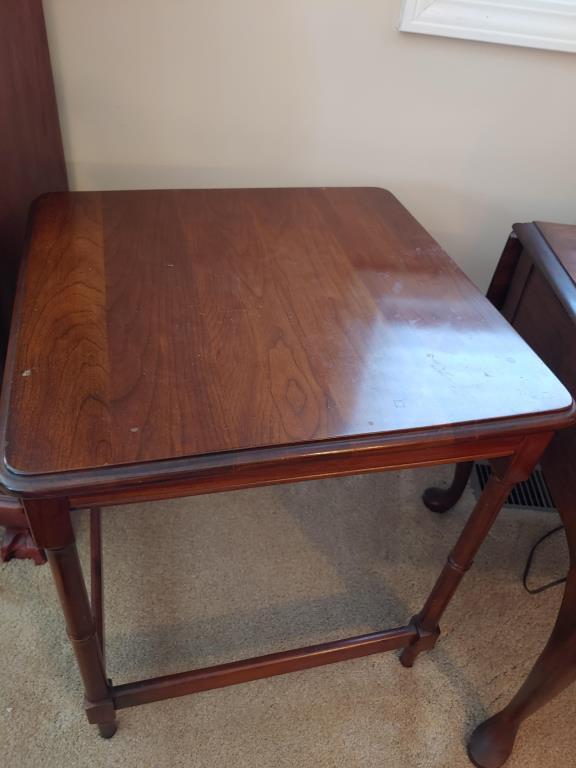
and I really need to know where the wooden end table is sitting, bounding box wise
[435,221,576,768]
[1,188,574,766]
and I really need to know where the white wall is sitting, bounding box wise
[43,0,576,288]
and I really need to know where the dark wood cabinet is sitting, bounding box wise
[493,222,576,517]
[467,223,576,768]
[0,0,68,365]
[0,0,66,561]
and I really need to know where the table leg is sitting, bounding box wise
[1,526,47,564]
[423,461,474,514]
[24,498,117,738]
[90,508,105,664]
[467,505,576,768]
[401,434,552,668]
[0,497,46,564]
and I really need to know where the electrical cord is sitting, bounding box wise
[523,525,567,595]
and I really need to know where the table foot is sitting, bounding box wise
[467,716,518,768]
[467,562,576,765]
[399,618,440,667]
[422,462,474,514]
[98,722,118,739]
[1,527,47,565]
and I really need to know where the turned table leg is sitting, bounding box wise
[401,434,552,668]
[24,498,117,738]
[467,500,576,767]
[423,462,474,514]
[90,507,105,663]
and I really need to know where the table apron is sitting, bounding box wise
[62,433,527,510]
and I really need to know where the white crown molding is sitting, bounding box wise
[399,0,576,53]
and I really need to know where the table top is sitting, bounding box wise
[1,188,572,488]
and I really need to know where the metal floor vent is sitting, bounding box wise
[473,462,556,511]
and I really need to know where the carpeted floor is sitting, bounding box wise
[1,466,575,767]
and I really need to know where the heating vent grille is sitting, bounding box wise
[473,462,556,511]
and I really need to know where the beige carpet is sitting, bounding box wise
[1,466,575,767]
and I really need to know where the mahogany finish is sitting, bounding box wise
[422,461,473,514]
[3,189,572,482]
[3,189,575,763]
[420,235,525,518]
[113,625,418,710]
[0,0,67,357]
[538,222,576,280]
[0,0,67,565]
[90,508,105,662]
[0,495,46,564]
[461,223,576,768]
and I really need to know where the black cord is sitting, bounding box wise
[523,525,567,595]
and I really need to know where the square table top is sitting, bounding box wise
[0,188,572,486]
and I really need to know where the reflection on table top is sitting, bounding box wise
[3,188,572,477]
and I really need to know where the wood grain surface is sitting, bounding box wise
[3,188,572,478]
